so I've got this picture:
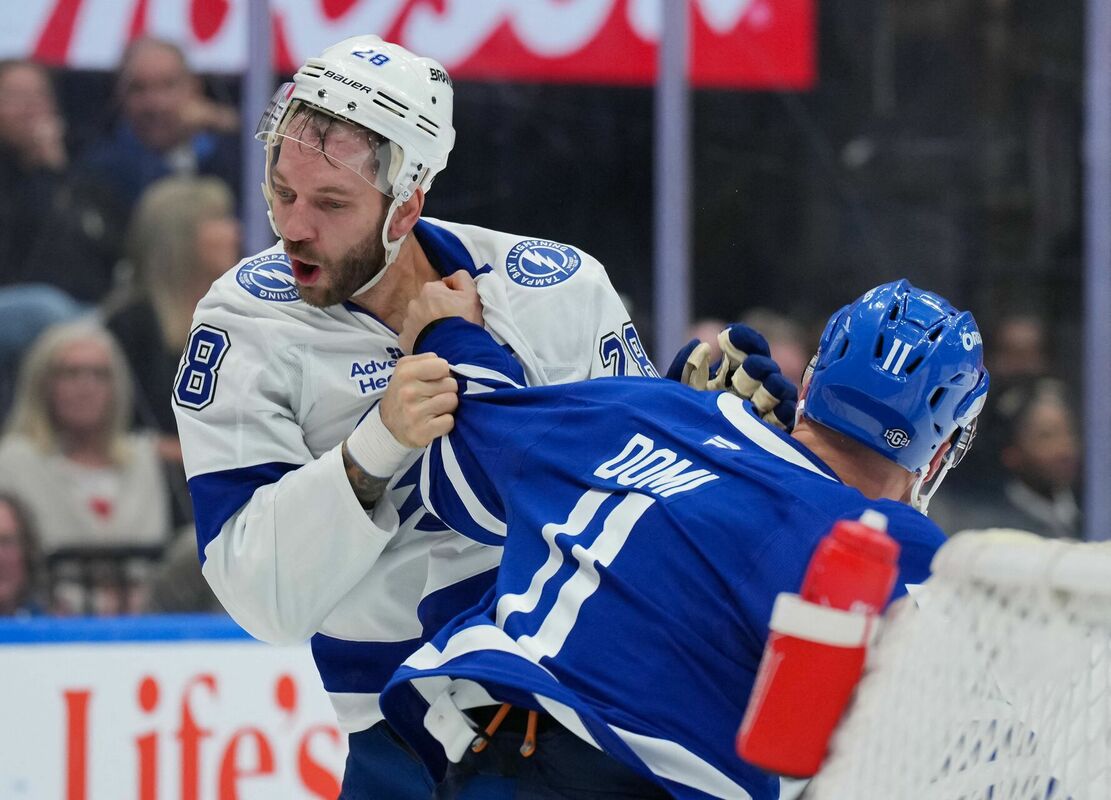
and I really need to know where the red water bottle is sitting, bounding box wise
[736,510,900,778]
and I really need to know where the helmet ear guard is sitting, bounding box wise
[909,369,989,514]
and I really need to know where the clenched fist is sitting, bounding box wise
[399,270,484,354]
[379,353,459,448]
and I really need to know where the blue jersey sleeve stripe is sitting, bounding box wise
[452,363,524,390]
[376,675,450,780]
[188,461,301,564]
[461,381,495,397]
[418,445,447,533]
[717,394,838,481]
[419,440,506,546]
[417,318,528,387]
[438,435,507,537]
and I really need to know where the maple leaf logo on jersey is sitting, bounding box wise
[505,239,582,288]
[236,254,301,303]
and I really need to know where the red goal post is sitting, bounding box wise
[806,529,1111,800]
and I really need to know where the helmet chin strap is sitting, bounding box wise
[910,446,959,516]
[348,196,407,298]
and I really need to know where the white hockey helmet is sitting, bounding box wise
[256,36,455,284]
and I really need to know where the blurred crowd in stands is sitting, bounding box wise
[0,38,1084,620]
[0,41,233,618]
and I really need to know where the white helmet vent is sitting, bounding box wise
[374,93,408,119]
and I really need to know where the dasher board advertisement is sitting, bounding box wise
[0,616,347,800]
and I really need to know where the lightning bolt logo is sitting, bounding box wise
[519,247,568,276]
[251,266,296,287]
[236,255,301,302]
[506,240,582,288]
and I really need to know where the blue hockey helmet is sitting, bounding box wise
[802,280,989,508]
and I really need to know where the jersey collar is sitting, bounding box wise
[341,219,492,325]
[411,219,493,279]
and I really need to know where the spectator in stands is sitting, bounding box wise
[987,313,1049,382]
[686,318,727,364]
[0,59,125,302]
[0,59,69,283]
[105,175,239,438]
[78,37,239,217]
[930,377,1081,539]
[0,60,120,407]
[0,322,171,557]
[103,175,238,527]
[0,493,45,617]
[739,307,811,389]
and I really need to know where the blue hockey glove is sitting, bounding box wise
[666,324,798,432]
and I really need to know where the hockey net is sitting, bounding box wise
[805,529,1111,800]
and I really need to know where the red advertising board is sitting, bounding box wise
[7,0,814,88]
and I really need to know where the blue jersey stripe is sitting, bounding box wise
[416,318,527,387]
[188,461,301,564]
[415,568,497,635]
[310,633,424,694]
[420,439,485,544]
[309,571,496,696]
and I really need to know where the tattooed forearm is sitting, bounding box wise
[342,442,390,508]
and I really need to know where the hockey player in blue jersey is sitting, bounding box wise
[378,276,989,799]
[171,36,662,797]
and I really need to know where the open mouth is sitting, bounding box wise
[290,258,322,286]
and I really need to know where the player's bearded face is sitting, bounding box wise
[270,123,390,308]
[284,219,386,308]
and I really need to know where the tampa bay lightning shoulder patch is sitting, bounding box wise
[236,253,300,302]
[505,239,582,288]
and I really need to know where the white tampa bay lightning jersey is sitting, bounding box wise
[379,319,946,800]
[172,218,655,734]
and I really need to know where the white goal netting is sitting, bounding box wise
[805,529,1111,800]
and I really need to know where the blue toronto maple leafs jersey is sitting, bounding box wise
[380,318,946,800]
[171,218,653,733]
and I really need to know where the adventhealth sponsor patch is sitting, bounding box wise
[236,254,300,302]
[505,240,582,287]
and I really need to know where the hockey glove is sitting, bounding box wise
[666,324,798,432]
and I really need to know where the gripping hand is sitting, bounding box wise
[666,324,798,431]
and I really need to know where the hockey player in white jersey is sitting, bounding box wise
[378,278,990,799]
[171,36,658,797]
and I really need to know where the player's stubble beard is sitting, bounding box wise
[287,221,386,308]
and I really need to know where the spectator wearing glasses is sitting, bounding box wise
[0,322,171,612]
